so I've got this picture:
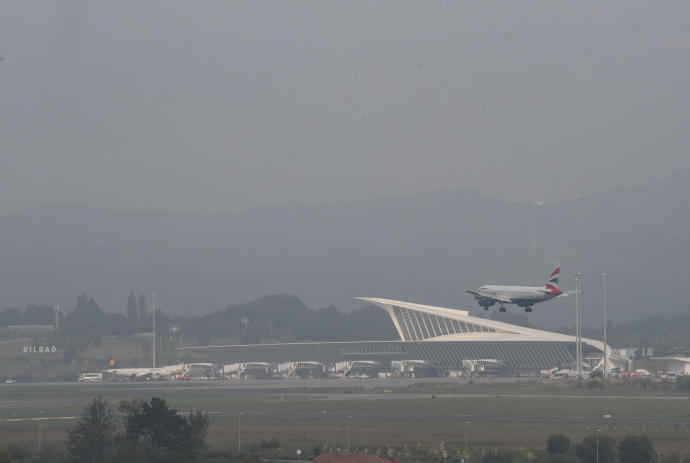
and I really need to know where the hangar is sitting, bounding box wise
[180,298,616,375]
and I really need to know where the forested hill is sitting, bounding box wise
[183,294,398,343]
[0,168,689,327]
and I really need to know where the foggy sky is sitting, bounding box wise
[1,1,689,215]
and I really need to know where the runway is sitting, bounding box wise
[201,410,690,426]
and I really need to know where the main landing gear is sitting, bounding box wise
[499,306,506,312]
[524,306,533,313]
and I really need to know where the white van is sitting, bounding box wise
[78,372,103,382]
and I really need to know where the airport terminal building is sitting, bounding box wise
[181,298,611,376]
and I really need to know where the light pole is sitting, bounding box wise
[237,411,242,452]
[574,273,584,379]
[596,428,601,463]
[152,292,158,369]
[347,415,351,454]
[38,410,45,454]
[464,421,470,461]
[602,273,609,377]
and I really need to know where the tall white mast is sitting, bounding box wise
[574,273,584,379]
[152,292,158,369]
[602,273,609,376]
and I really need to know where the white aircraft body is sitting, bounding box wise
[466,265,575,313]
[106,364,187,379]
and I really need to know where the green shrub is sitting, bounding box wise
[546,434,570,454]
[619,435,655,463]
[676,376,690,391]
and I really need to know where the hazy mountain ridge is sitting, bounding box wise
[1,168,688,327]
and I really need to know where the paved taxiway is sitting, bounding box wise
[201,410,690,426]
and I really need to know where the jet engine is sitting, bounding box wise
[478,297,495,308]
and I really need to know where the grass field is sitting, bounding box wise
[2,381,690,455]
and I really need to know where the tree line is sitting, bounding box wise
[544,433,657,463]
[1,293,398,346]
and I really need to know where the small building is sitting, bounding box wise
[647,357,690,376]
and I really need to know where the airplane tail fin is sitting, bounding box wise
[545,264,561,293]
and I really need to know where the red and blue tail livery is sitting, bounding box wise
[545,266,562,295]
[547,266,560,287]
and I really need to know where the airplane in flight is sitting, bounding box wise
[466,265,576,313]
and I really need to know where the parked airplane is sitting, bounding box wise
[466,265,576,313]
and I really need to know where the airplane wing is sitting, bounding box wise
[465,290,512,304]
[555,290,581,299]
[537,289,580,297]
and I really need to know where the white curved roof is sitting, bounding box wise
[356,297,606,352]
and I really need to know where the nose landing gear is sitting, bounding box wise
[499,306,506,312]
[524,306,533,313]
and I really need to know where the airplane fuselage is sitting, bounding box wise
[476,285,557,306]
